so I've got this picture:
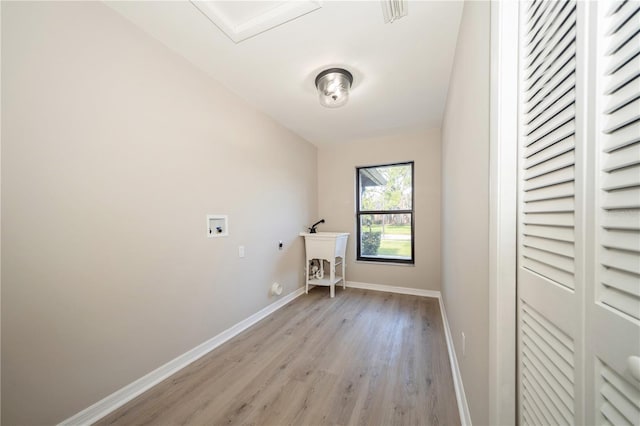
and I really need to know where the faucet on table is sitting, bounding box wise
[308,219,325,233]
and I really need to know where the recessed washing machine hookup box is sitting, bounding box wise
[207,215,228,238]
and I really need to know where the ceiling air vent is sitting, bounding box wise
[381,0,407,24]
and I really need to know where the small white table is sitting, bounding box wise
[299,232,349,298]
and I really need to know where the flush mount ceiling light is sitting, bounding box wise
[381,0,408,24]
[315,68,354,108]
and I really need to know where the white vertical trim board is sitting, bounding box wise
[489,0,518,425]
[58,288,306,426]
[346,281,471,425]
[0,2,3,420]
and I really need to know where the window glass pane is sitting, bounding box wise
[359,213,412,260]
[358,163,412,211]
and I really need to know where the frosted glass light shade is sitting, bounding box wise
[315,68,353,108]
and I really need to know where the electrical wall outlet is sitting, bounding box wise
[461,332,466,358]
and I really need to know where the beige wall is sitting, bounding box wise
[317,128,441,291]
[441,1,491,425]
[1,2,317,424]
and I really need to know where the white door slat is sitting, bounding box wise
[605,1,626,18]
[524,393,550,426]
[524,196,575,213]
[524,165,575,191]
[522,400,543,426]
[602,208,640,230]
[601,187,640,210]
[526,41,575,96]
[600,402,633,426]
[526,2,575,68]
[605,6,640,55]
[522,405,538,426]
[524,234,575,257]
[522,378,561,426]
[522,257,575,289]
[525,150,575,179]
[524,181,575,202]
[522,340,575,397]
[602,143,640,172]
[600,363,640,422]
[526,87,575,132]
[523,223,575,242]
[527,1,565,53]
[526,1,545,29]
[526,0,553,40]
[601,166,640,191]
[522,390,552,425]
[601,248,640,275]
[600,267,640,305]
[524,212,575,227]
[601,361,640,406]
[601,229,640,252]
[602,120,640,152]
[525,135,575,167]
[603,98,640,134]
[526,32,576,90]
[526,0,543,19]
[526,21,576,83]
[603,42,640,85]
[525,119,575,153]
[524,73,576,121]
[601,381,639,423]
[522,246,575,273]
[526,31,575,92]
[601,285,640,320]
[526,59,576,109]
[604,76,640,114]
[523,302,576,359]
[605,0,640,35]
[523,356,575,421]
[525,0,565,62]
[526,100,576,139]
[523,380,553,425]
[607,33,640,70]
[523,366,573,424]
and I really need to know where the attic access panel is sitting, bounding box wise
[191,1,322,43]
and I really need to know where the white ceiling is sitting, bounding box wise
[107,1,464,146]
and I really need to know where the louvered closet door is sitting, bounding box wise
[517,1,582,425]
[587,1,640,424]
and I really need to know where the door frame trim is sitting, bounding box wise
[489,1,518,424]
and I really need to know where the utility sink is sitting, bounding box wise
[300,232,349,298]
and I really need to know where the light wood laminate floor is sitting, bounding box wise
[97,287,460,426]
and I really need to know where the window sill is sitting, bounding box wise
[355,260,415,267]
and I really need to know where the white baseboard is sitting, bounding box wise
[438,296,472,426]
[59,288,306,426]
[345,280,441,298]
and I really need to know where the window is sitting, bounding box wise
[356,162,414,264]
